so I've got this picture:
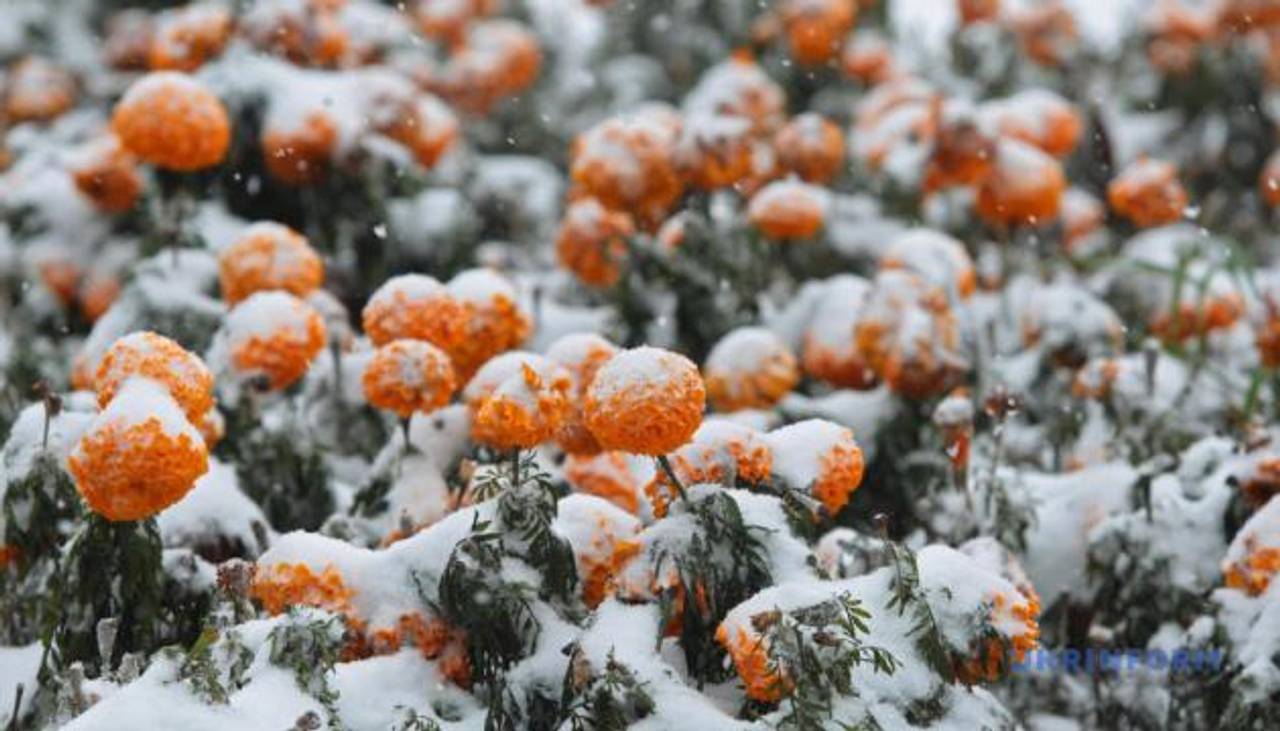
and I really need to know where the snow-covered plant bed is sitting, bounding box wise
[2,0,1280,729]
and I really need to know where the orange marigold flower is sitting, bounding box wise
[362,339,457,418]
[68,378,209,522]
[148,3,233,71]
[252,562,356,616]
[1149,291,1245,343]
[802,275,878,389]
[225,291,328,390]
[704,327,799,412]
[69,135,143,214]
[556,495,643,608]
[3,57,75,124]
[218,222,325,305]
[981,89,1082,158]
[1223,497,1280,594]
[766,419,864,517]
[774,113,846,185]
[584,346,706,456]
[975,138,1065,228]
[243,3,352,67]
[879,229,977,300]
[555,198,635,288]
[958,0,1000,25]
[1145,2,1214,76]
[94,331,214,422]
[1107,158,1189,228]
[840,31,897,85]
[1218,0,1280,33]
[569,112,684,226]
[471,359,572,450]
[1262,149,1280,207]
[685,54,787,136]
[564,451,643,514]
[444,269,532,381]
[780,0,858,67]
[546,333,620,455]
[79,269,123,323]
[856,271,966,398]
[370,91,459,169]
[645,421,773,517]
[1233,455,1280,510]
[362,274,467,349]
[923,113,994,193]
[674,114,760,191]
[419,20,541,115]
[747,179,830,240]
[1008,1,1079,67]
[262,111,340,186]
[111,72,231,172]
[35,253,80,308]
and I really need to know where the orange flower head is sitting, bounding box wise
[840,31,897,85]
[94,331,214,423]
[802,275,878,389]
[958,0,1000,25]
[253,562,355,617]
[1008,2,1079,67]
[685,54,787,136]
[4,57,75,123]
[1218,0,1280,33]
[857,271,965,398]
[546,333,621,455]
[423,19,542,114]
[556,494,643,608]
[69,135,143,214]
[748,179,830,240]
[775,113,846,184]
[444,268,532,381]
[555,198,636,288]
[471,358,572,450]
[879,229,976,300]
[225,291,328,390]
[717,621,788,702]
[923,112,995,192]
[1145,2,1214,76]
[111,71,230,171]
[362,339,458,418]
[218,222,325,305]
[780,0,859,67]
[980,89,1082,158]
[584,347,705,456]
[570,112,683,226]
[704,327,799,412]
[766,419,864,516]
[262,111,339,186]
[975,138,1065,228]
[1223,497,1280,595]
[1262,149,1280,207]
[148,3,233,71]
[370,90,459,169]
[79,269,123,323]
[362,274,467,348]
[645,420,773,517]
[68,378,209,521]
[564,451,643,514]
[1107,158,1189,228]
[674,113,759,191]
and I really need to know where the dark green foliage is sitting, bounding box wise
[559,648,654,731]
[268,611,348,729]
[884,539,952,684]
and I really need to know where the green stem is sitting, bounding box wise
[656,454,689,506]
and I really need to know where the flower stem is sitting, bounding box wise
[656,454,689,506]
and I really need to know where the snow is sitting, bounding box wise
[587,346,694,401]
[157,459,272,556]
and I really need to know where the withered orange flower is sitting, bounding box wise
[94,331,214,423]
[111,72,231,172]
[218,222,325,305]
[555,198,636,288]
[362,339,458,418]
[362,274,467,349]
[225,291,328,390]
[69,378,209,522]
[1107,158,1189,228]
[584,347,706,456]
